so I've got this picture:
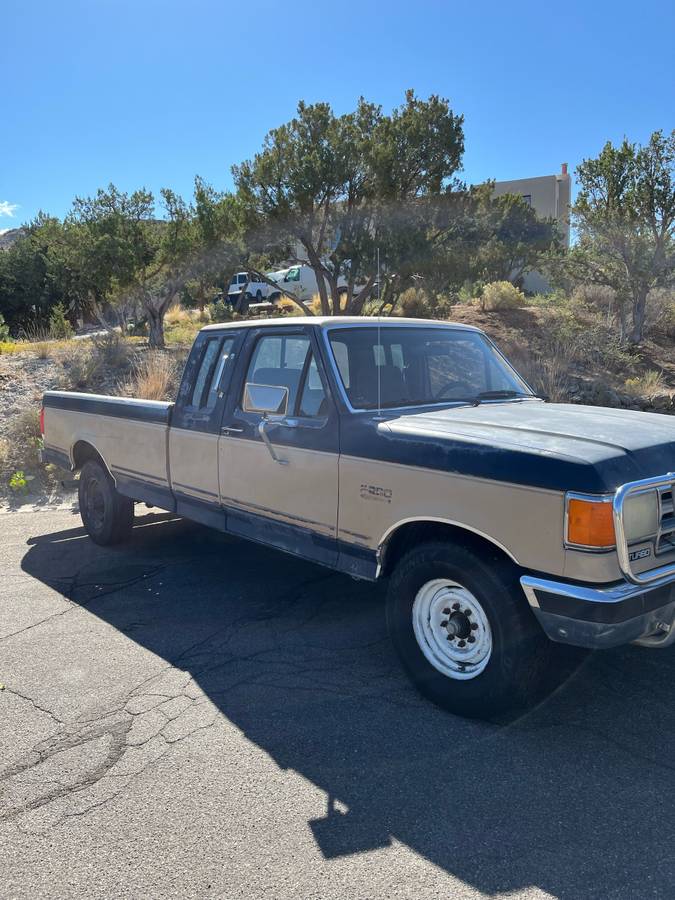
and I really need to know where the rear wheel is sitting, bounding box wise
[386,541,566,719]
[78,459,134,546]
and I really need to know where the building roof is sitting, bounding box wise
[200,316,482,333]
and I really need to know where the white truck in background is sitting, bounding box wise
[227,272,275,306]
[267,265,357,305]
[226,265,372,311]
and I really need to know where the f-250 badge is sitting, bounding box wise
[360,484,392,503]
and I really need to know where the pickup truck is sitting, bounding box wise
[227,272,273,306]
[40,317,675,719]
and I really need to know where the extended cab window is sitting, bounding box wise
[298,354,327,417]
[191,337,235,410]
[244,334,327,417]
[328,326,531,409]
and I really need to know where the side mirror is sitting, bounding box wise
[243,383,288,416]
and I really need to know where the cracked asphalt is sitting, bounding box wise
[3,508,675,899]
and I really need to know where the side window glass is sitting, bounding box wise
[244,334,311,413]
[331,340,350,388]
[190,338,221,408]
[298,354,328,417]
[205,337,235,410]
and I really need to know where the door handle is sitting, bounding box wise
[258,419,288,465]
[221,425,244,434]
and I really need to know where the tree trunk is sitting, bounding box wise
[304,244,330,315]
[147,307,165,349]
[628,287,649,345]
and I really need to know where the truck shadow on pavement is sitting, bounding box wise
[21,511,675,898]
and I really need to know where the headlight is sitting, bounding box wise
[566,493,615,549]
[623,489,659,543]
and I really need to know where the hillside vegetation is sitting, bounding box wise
[2,294,674,507]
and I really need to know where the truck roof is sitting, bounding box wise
[200,316,483,333]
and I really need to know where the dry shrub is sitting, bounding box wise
[277,297,304,316]
[399,287,433,318]
[1,409,43,482]
[645,288,675,340]
[624,370,665,401]
[130,352,178,401]
[91,331,132,373]
[0,436,9,470]
[510,344,572,402]
[480,281,525,311]
[571,284,617,314]
[165,304,192,326]
[61,343,97,390]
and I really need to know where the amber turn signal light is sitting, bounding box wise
[567,497,615,548]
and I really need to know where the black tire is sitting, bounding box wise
[78,459,134,546]
[386,541,562,719]
[255,290,262,302]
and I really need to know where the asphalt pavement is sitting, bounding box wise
[2,507,675,899]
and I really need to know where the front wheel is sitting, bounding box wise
[386,541,564,719]
[78,459,134,546]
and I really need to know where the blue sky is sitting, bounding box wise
[2,0,674,230]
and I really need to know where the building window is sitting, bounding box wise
[521,194,532,206]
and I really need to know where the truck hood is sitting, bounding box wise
[381,401,675,493]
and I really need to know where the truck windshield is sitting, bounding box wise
[327,326,533,410]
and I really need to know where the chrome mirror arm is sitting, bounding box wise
[258,417,288,465]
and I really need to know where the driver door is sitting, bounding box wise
[218,326,339,566]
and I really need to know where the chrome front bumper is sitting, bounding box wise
[521,572,675,650]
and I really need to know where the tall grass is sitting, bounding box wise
[129,352,178,400]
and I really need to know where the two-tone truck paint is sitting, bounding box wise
[41,317,675,718]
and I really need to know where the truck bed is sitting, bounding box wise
[42,391,174,509]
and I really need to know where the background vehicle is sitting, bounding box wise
[227,272,273,306]
[267,264,365,305]
[40,317,675,719]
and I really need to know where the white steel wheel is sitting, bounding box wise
[412,578,493,681]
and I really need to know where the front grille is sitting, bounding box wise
[615,474,675,585]
[657,486,675,555]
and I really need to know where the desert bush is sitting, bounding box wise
[571,284,617,315]
[395,287,453,320]
[480,281,525,311]
[165,304,191,327]
[91,331,132,372]
[509,346,571,403]
[11,408,43,451]
[276,297,303,316]
[398,287,433,318]
[48,303,74,339]
[457,282,483,305]
[208,298,234,323]
[645,288,675,340]
[130,352,178,401]
[624,370,665,401]
[61,344,97,390]
[9,470,31,494]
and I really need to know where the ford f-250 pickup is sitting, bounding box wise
[41,317,675,718]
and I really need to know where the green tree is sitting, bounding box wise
[0,215,74,332]
[69,180,241,347]
[233,91,465,315]
[558,130,675,344]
